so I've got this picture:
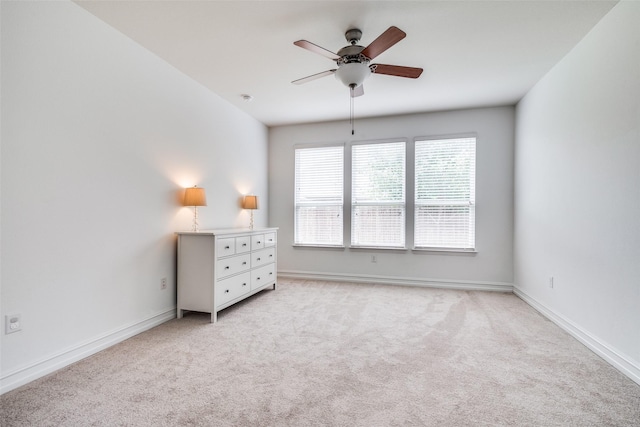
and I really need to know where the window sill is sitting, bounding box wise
[291,244,476,254]
[350,246,408,251]
[293,244,345,250]
[412,247,477,254]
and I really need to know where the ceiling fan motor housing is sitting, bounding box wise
[337,45,367,60]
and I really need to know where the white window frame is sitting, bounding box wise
[413,136,476,251]
[294,144,345,247]
[350,140,406,249]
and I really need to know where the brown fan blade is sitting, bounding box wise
[292,69,336,85]
[293,40,340,60]
[361,26,406,60]
[371,64,423,79]
[350,85,364,98]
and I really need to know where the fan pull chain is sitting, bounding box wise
[350,86,355,135]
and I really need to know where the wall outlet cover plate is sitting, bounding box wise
[5,314,22,334]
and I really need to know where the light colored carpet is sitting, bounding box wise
[1,279,639,426]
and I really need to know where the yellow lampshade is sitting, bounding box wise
[242,195,258,210]
[183,186,207,207]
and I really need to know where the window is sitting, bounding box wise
[351,141,406,248]
[294,145,344,246]
[414,137,476,250]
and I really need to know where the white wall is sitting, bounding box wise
[514,1,639,383]
[269,107,514,289]
[0,1,268,393]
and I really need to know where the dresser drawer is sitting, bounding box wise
[216,253,251,279]
[265,233,276,247]
[251,234,265,250]
[215,272,251,308]
[251,263,276,290]
[252,247,275,268]
[216,238,236,258]
[235,236,251,254]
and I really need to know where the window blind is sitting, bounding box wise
[351,141,406,248]
[414,137,476,249]
[294,146,344,246]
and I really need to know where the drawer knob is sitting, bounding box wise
[269,272,273,275]
[257,241,261,244]
[242,283,247,286]
[242,262,247,265]
[257,277,261,280]
[242,243,247,247]
[225,289,230,293]
[225,266,230,270]
[225,246,230,249]
[269,254,273,258]
[257,257,261,261]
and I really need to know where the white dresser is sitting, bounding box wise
[176,228,278,322]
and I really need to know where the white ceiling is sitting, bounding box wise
[75,1,616,127]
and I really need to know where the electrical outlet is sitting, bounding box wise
[371,255,377,263]
[549,276,554,289]
[161,277,167,290]
[5,314,22,334]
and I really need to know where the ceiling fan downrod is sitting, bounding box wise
[345,29,362,45]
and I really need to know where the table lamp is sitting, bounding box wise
[242,195,258,229]
[184,186,207,232]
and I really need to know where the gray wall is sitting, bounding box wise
[269,107,514,288]
[1,1,268,393]
[514,1,639,383]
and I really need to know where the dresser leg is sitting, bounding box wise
[177,308,183,319]
[273,282,277,290]
[211,311,217,323]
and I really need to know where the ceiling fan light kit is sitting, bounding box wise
[335,62,371,89]
[292,26,423,134]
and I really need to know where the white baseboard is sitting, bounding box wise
[278,270,513,292]
[513,287,640,386]
[0,308,176,395]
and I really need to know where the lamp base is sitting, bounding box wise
[192,206,200,232]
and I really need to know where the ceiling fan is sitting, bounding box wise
[292,26,423,98]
